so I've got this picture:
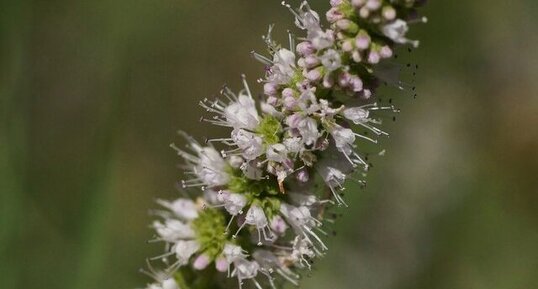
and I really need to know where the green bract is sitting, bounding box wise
[192,208,227,259]
[256,115,282,145]
[227,170,282,219]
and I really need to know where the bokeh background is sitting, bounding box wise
[1,1,537,289]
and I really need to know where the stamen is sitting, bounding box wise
[287,30,295,52]
[251,51,273,65]
[225,215,236,233]
[354,132,378,143]
[277,268,299,285]
[233,221,247,239]
[241,74,253,99]
[358,122,389,136]
[150,251,175,261]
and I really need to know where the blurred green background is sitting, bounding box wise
[1,1,537,289]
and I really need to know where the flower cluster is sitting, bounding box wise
[140,1,425,289]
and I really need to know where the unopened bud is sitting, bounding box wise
[382,6,396,20]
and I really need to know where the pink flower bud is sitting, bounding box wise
[264,82,278,96]
[330,0,343,6]
[350,76,363,92]
[286,113,302,128]
[352,0,366,7]
[282,87,295,98]
[296,41,315,56]
[283,96,296,109]
[266,96,278,106]
[323,74,335,88]
[304,55,320,68]
[296,169,310,182]
[342,39,354,52]
[382,6,396,20]
[355,33,371,50]
[362,89,372,99]
[193,254,210,270]
[352,50,362,62]
[338,72,351,87]
[359,6,370,18]
[215,256,228,272]
[270,216,288,235]
[336,19,352,30]
[366,0,382,11]
[380,45,393,58]
[306,68,322,82]
[368,51,380,64]
[326,8,344,23]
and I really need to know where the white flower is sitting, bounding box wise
[289,1,334,50]
[240,160,264,180]
[280,204,315,229]
[319,165,348,206]
[261,101,281,117]
[223,244,247,263]
[319,99,341,117]
[266,143,289,163]
[174,240,200,266]
[289,192,318,207]
[342,107,369,123]
[245,205,268,228]
[320,49,341,71]
[232,259,260,289]
[292,1,321,32]
[142,266,180,289]
[153,219,195,242]
[245,205,273,245]
[297,117,320,146]
[217,244,248,275]
[157,198,199,220]
[269,48,297,84]
[195,146,230,187]
[231,129,264,160]
[269,215,288,236]
[322,166,346,187]
[313,29,335,50]
[253,250,299,286]
[218,191,247,216]
[225,193,247,215]
[283,137,303,153]
[289,236,317,269]
[228,155,244,168]
[382,19,419,47]
[224,94,260,130]
[171,136,230,188]
[330,125,356,154]
[203,189,221,205]
[279,204,327,251]
[146,278,180,289]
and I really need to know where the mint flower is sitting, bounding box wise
[145,276,179,289]
[138,1,426,288]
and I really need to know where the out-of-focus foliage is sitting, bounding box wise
[1,1,536,289]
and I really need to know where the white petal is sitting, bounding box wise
[174,240,200,265]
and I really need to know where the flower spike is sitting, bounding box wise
[139,1,426,288]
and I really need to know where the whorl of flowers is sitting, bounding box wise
[139,1,426,289]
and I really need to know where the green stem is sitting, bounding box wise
[174,271,193,289]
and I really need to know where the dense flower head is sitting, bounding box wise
[140,1,425,289]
